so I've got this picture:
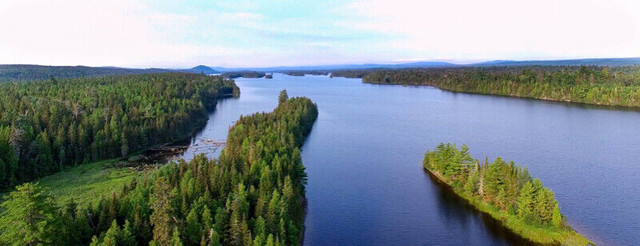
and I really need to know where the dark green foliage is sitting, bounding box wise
[283,71,305,77]
[0,64,171,82]
[0,95,317,245]
[278,90,289,104]
[282,71,328,76]
[0,73,238,190]
[329,70,372,78]
[222,71,266,79]
[424,143,564,227]
[364,66,640,107]
[0,182,59,245]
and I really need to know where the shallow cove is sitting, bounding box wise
[178,73,638,245]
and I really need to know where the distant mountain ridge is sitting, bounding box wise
[474,57,640,67]
[200,57,640,73]
[2,57,638,82]
[186,65,219,74]
[0,64,171,82]
[208,61,457,72]
[0,64,219,82]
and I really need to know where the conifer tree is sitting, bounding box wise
[517,181,535,221]
[186,207,202,245]
[552,204,563,228]
[150,178,175,245]
[103,220,121,246]
[202,205,213,233]
[0,182,58,245]
[171,227,184,246]
[121,220,136,246]
[278,90,289,104]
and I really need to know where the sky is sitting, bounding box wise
[0,0,639,68]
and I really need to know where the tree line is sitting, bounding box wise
[329,70,372,78]
[0,73,239,191]
[222,71,266,79]
[0,64,172,82]
[362,65,640,107]
[423,143,589,244]
[0,92,319,246]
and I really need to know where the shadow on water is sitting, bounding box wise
[423,170,540,246]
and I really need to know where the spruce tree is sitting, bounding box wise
[186,207,202,245]
[150,178,174,245]
[121,220,136,246]
[517,181,535,221]
[202,205,213,233]
[278,90,289,104]
[552,204,564,228]
[170,227,184,246]
[0,182,58,245]
[103,219,121,246]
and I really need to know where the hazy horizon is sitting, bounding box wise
[1,0,639,68]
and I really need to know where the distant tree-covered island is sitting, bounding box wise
[363,65,640,108]
[0,73,239,191]
[280,71,329,76]
[330,69,371,78]
[222,71,266,79]
[423,143,591,245]
[284,71,305,77]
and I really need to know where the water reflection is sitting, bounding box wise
[424,171,536,246]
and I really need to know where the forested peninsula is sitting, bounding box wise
[0,91,318,245]
[0,73,239,191]
[423,143,591,245]
[363,66,640,108]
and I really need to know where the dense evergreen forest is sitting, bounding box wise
[363,65,640,107]
[281,71,329,76]
[222,71,266,79]
[0,73,239,191]
[423,143,590,245]
[329,70,371,78]
[0,92,318,246]
[0,65,172,82]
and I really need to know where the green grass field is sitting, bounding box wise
[36,159,145,208]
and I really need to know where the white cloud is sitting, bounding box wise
[344,0,640,61]
[0,0,199,67]
[0,0,638,67]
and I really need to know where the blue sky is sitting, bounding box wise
[1,0,639,68]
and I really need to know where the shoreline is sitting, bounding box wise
[125,92,238,164]
[362,80,640,112]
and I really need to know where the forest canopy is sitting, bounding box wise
[363,65,640,107]
[0,73,239,191]
[0,93,318,246]
[0,65,171,82]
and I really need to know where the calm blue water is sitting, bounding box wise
[182,73,639,245]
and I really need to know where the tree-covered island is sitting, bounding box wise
[423,143,592,245]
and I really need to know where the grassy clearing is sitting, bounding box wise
[426,168,592,246]
[37,159,146,208]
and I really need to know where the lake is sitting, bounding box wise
[180,73,639,245]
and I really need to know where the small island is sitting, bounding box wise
[222,71,266,79]
[423,143,591,245]
[284,71,305,76]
